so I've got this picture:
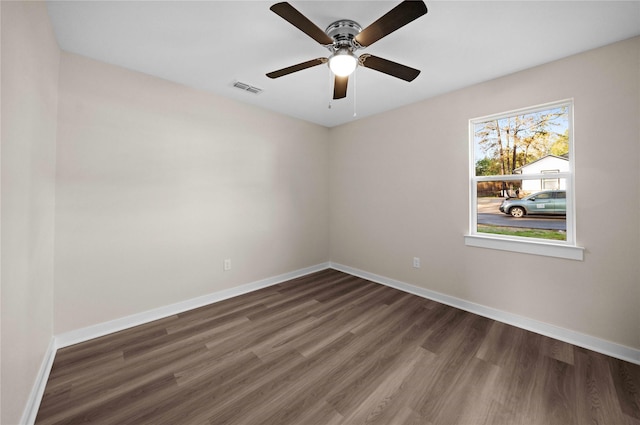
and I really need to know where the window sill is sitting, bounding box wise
[464,234,584,261]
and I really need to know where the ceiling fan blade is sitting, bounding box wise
[355,1,427,47]
[333,75,348,99]
[359,54,420,82]
[270,2,333,45]
[266,58,327,79]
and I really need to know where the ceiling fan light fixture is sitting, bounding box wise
[329,49,357,77]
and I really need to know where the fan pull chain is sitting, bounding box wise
[328,70,333,109]
[353,67,357,117]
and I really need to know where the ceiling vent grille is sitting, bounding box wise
[232,81,263,94]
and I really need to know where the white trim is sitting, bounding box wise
[464,234,584,260]
[55,262,330,348]
[330,262,639,365]
[21,337,57,425]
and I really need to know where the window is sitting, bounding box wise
[465,100,583,260]
[542,169,560,190]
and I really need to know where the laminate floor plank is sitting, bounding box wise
[305,280,381,318]
[38,343,210,425]
[261,332,362,423]
[608,356,640,420]
[575,349,631,425]
[35,269,640,425]
[413,314,493,421]
[206,336,351,425]
[339,346,427,424]
[325,302,431,415]
[294,400,344,425]
[431,355,501,425]
[166,300,270,334]
[161,349,306,425]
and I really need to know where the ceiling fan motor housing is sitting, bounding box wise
[325,20,362,52]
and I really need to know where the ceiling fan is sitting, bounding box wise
[266,1,428,100]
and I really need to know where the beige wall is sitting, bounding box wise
[1,2,60,424]
[329,37,640,351]
[53,53,330,333]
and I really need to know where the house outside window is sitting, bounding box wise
[465,100,584,260]
[514,155,568,191]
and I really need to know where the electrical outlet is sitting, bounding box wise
[223,259,231,271]
[413,257,421,268]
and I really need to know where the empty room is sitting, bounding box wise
[2,1,639,424]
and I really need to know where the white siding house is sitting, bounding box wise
[514,154,569,193]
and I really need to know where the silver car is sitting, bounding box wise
[499,190,566,217]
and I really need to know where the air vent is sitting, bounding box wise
[232,81,263,95]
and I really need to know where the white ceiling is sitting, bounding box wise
[46,1,640,128]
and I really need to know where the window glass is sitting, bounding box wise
[475,179,567,242]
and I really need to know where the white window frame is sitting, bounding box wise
[464,99,584,260]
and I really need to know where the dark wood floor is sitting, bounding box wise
[36,269,640,425]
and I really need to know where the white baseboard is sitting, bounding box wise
[55,262,330,349]
[21,337,57,425]
[330,262,640,365]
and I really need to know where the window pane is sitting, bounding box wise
[476,180,567,241]
[474,106,570,177]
